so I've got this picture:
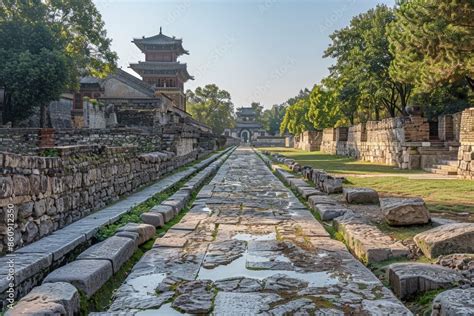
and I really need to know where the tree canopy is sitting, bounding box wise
[388,0,474,92]
[0,0,117,126]
[186,84,235,135]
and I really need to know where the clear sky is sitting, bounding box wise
[94,0,394,109]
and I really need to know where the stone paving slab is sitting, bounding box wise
[106,147,411,315]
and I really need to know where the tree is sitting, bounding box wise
[279,98,313,135]
[0,19,69,126]
[0,0,117,126]
[262,104,287,135]
[250,102,264,124]
[186,84,235,135]
[388,0,474,92]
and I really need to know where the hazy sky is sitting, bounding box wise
[94,0,394,109]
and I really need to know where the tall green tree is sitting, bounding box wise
[388,0,474,92]
[186,84,235,135]
[324,5,411,118]
[0,0,117,126]
[279,98,313,135]
[250,102,264,124]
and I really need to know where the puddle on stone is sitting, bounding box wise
[247,253,291,263]
[126,273,167,294]
[136,303,187,316]
[198,251,339,288]
[202,207,212,214]
[232,232,276,241]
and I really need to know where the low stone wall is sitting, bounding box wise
[457,108,474,179]
[253,136,286,147]
[0,144,215,254]
[318,114,465,170]
[293,131,322,151]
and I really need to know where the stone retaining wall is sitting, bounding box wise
[0,144,217,254]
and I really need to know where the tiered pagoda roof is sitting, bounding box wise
[132,28,189,56]
[129,61,193,81]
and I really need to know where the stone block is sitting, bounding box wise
[13,175,30,196]
[380,197,430,226]
[141,212,165,228]
[0,177,13,198]
[77,236,136,273]
[322,176,343,194]
[414,223,474,259]
[313,204,351,221]
[5,282,79,316]
[299,188,323,199]
[431,288,474,316]
[308,195,337,209]
[116,223,156,246]
[387,263,467,299]
[43,259,113,297]
[151,204,175,222]
[343,187,379,204]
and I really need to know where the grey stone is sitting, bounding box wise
[214,277,263,292]
[263,273,308,291]
[116,223,156,245]
[213,292,281,315]
[381,197,431,226]
[33,200,47,217]
[308,195,338,209]
[343,187,379,204]
[0,176,13,198]
[77,236,136,273]
[388,262,467,299]
[203,239,246,268]
[314,204,351,221]
[414,223,474,259]
[5,282,79,316]
[140,212,165,228]
[322,176,344,194]
[431,288,474,316]
[43,259,113,297]
[361,299,412,315]
[334,213,409,263]
[172,280,214,314]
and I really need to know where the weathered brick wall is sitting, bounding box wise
[457,107,474,179]
[0,144,207,254]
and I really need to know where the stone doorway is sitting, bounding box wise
[241,130,250,143]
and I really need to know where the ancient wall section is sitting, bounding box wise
[293,131,322,151]
[0,143,211,254]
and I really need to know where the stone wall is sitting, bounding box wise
[293,131,323,151]
[0,143,214,254]
[457,108,474,179]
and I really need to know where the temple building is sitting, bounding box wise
[129,27,193,111]
[223,107,268,143]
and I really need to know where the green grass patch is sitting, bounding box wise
[259,148,474,216]
[258,147,423,175]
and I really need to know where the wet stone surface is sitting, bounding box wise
[106,147,411,315]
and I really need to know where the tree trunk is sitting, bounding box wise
[40,104,48,128]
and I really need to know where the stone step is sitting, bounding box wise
[432,164,458,171]
[440,160,459,167]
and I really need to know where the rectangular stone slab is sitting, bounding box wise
[77,236,136,273]
[43,259,113,298]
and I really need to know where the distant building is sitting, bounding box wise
[223,107,268,143]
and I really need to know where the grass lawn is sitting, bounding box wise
[259,147,474,216]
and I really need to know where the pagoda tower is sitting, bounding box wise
[130,28,193,111]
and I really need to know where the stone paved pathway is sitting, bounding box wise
[105,147,411,315]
